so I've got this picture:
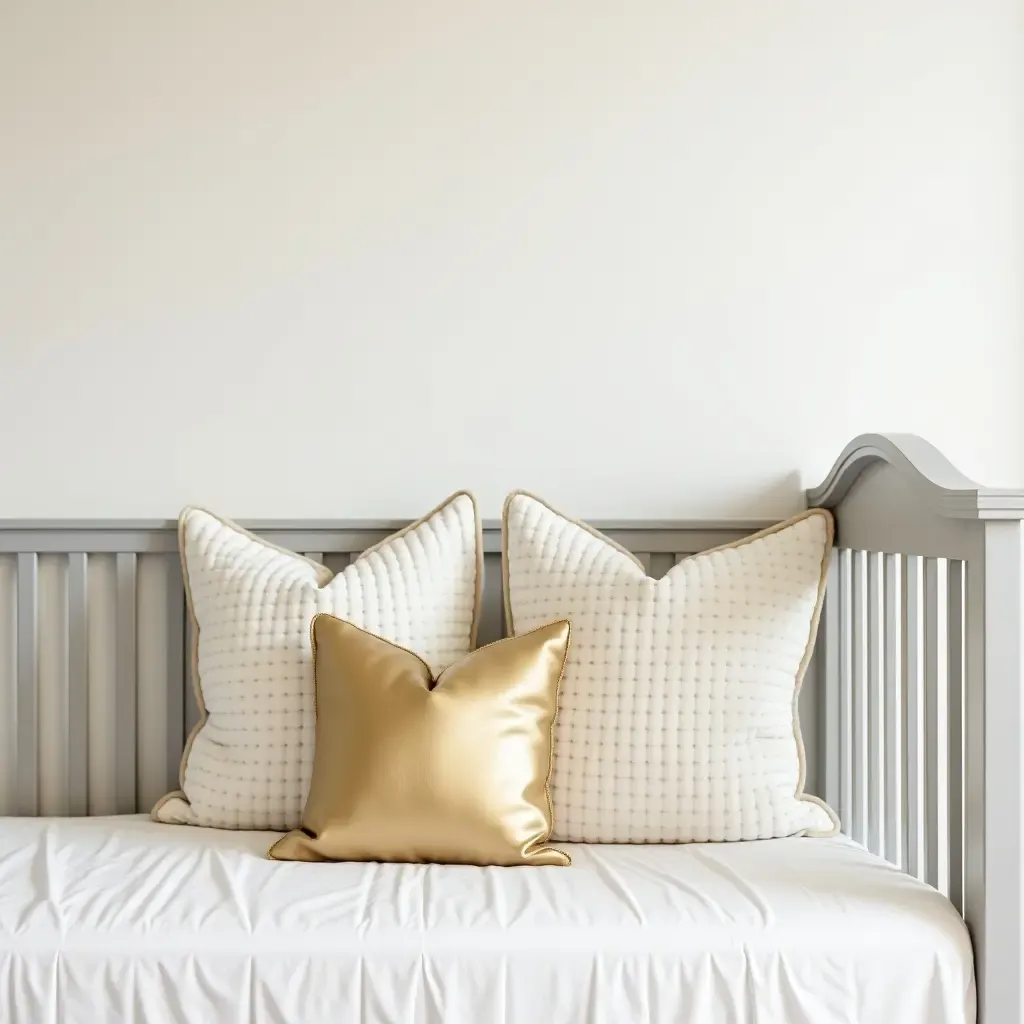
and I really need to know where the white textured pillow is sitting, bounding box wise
[503,494,839,843]
[153,494,481,830]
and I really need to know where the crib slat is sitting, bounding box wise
[838,549,853,833]
[478,550,506,645]
[822,550,840,815]
[67,553,89,816]
[867,552,883,856]
[304,552,323,565]
[326,553,352,576]
[648,553,675,580]
[16,553,39,816]
[166,555,185,790]
[947,560,965,913]
[923,557,942,891]
[904,555,924,880]
[115,553,137,814]
[883,553,901,867]
[851,550,868,845]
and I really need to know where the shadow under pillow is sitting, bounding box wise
[269,615,571,867]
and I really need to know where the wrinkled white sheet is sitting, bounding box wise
[0,816,974,1024]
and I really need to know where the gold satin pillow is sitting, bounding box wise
[269,614,571,867]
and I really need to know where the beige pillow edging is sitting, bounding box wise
[151,492,484,823]
[500,492,841,840]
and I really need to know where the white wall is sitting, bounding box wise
[1,2,1021,519]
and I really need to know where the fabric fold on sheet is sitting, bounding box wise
[0,816,975,1024]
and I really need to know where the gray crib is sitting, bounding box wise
[1,432,1021,1022]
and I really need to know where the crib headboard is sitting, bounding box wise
[0,516,778,820]
[2,434,1023,1023]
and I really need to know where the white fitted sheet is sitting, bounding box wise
[0,816,974,1024]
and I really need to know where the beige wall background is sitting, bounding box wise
[1,2,1021,519]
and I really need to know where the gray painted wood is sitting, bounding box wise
[303,552,323,565]
[822,550,840,816]
[265,530,410,554]
[923,556,941,891]
[883,552,901,867]
[866,551,883,857]
[947,559,965,915]
[67,553,89,816]
[0,520,775,556]
[964,536,985,933]
[477,551,505,646]
[851,549,867,845]
[16,552,38,816]
[115,553,137,814]
[974,520,1024,1022]
[165,555,185,792]
[324,553,352,576]
[838,548,853,834]
[648,552,675,579]
[807,432,1024,521]
[904,555,924,881]
[822,460,975,561]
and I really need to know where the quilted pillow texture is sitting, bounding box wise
[503,494,840,844]
[153,494,481,830]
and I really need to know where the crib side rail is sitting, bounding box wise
[808,433,1024,1024]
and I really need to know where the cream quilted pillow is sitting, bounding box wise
[503,494,839,843]
[153,494,481,830]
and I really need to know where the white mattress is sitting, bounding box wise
[0,816,974,1024]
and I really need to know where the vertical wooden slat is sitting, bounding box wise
[648,552,675,580]
[904,555,924,879]
[851,550,868,844]
[822,550,840,815]
[963,551,985,937]
[947,559,965,913]
[883,552,901,867]
[325,553,352,576]
[477,551,506,645]
[923,556,942,891]
[970,520,1024,1018]
[165,555,185,790]
[304,552,323,565]
[66,553,89,816]
[866,552,883,856]
[84,554,116,815]
[838,548,853,833]
[637,552,652,574]
[16,552,38,816]
[115,553,137,814]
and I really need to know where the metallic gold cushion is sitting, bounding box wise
[268,615,571,867]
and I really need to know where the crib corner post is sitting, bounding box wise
[965,517,1024,1024]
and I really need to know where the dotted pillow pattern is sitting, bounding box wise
[502,493,840,843]
[153,494,481,830]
